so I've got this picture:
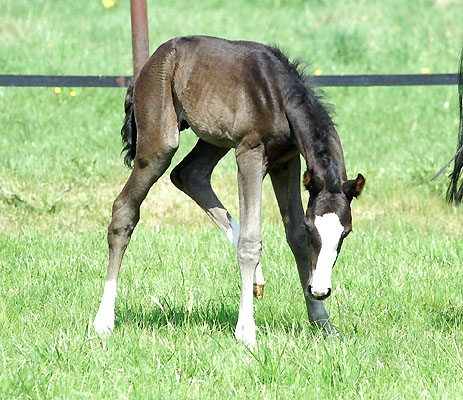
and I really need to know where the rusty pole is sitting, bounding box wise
[130,0,149,76]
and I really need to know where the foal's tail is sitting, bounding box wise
[447,49,463,204]
[121,79,137,168]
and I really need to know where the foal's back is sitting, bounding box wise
[151,36,294,153]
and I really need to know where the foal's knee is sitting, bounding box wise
[237,234,262,269]
[286,226,307,256]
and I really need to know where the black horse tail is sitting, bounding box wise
[447,49,463,204]
[121,79,137,168]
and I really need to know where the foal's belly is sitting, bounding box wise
[177,92,236,148]
[187,120,236,148]
[177,84,295,159]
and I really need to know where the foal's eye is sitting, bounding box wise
[304,223,314,236]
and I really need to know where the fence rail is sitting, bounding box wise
[0,73,459,88]
[0,75,132,88]
[314,73,458,87]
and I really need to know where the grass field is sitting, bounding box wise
[1,0,463,398]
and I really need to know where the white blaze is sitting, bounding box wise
[311,213,343,297]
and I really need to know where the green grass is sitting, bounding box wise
[1,0,463,398]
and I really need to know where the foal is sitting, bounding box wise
[94,36,365,347]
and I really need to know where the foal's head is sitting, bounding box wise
[303,170,365,300]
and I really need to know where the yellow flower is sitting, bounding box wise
[70,90,77,97]
[314,69,323,76]
[421,67,430,74]
[54,87,62,94]
[102,0,116,8]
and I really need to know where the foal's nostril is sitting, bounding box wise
[306,285,331,301]
[305,284,312,298]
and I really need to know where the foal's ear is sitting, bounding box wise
[343,174,366,201]
[303,170,313,190]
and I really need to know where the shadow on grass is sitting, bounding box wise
[425,303,463,332]
[116,296,238,333]
[437,305,463,329]
[115,296,326,339]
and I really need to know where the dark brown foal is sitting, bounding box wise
[94,36,364,348]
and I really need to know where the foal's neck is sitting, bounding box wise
[298,124,347,189]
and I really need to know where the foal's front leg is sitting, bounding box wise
[234,144,266,348]
[269,157,335,335]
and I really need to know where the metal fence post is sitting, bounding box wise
[130,0,149,76]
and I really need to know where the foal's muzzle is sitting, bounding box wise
[306,285,331,301]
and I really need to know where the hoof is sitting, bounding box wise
[93,311,114,336]
[253,284,264,300]
[319,323,341,340]
[236,334,257,351]
[234,321,257,350]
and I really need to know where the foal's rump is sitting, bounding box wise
[121,38,180,168]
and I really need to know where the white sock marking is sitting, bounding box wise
[235,300,257,348]
[253,263,265,285]
[234,279,257,348]
[311,213,343,297]
[93,279,117,335]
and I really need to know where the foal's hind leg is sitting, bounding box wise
[170,139,265,297]
[269,157,336,335]
[94,149,177,334]
[94,119,179,334]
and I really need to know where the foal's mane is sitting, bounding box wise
[268,46,340,191]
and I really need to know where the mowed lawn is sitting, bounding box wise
[1,0,463,398]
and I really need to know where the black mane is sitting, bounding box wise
[269,46,340,191]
